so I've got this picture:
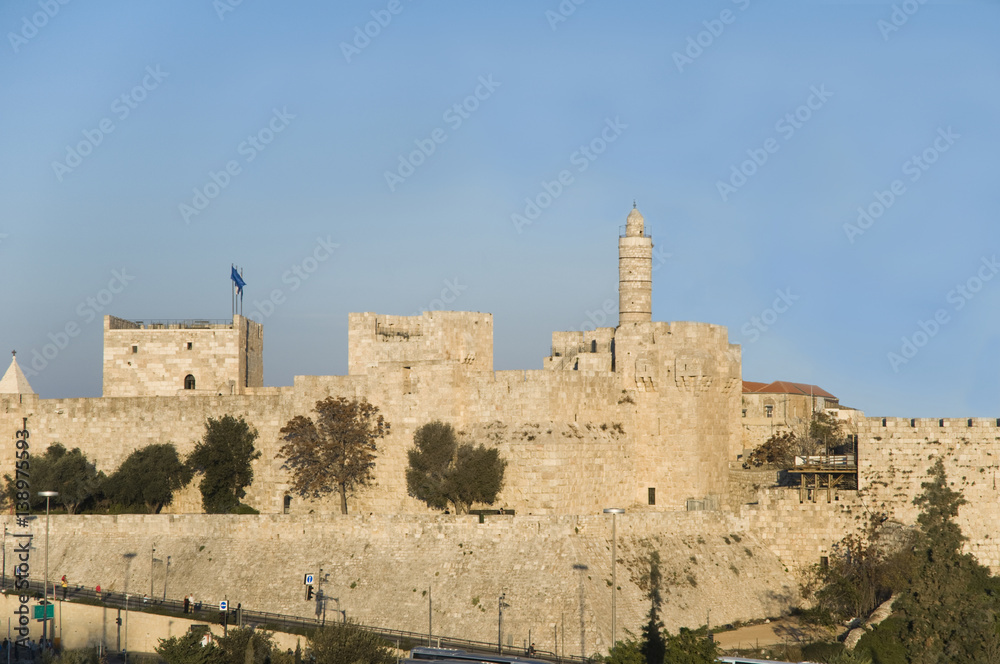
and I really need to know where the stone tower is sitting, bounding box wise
[618,204,653,323]
[102,314,263,397]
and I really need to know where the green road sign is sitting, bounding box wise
[33,604,54,620]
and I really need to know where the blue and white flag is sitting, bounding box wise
[231,266,246,295]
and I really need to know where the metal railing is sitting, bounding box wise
[0,578,585,664]
[793,454,857,469]
[618,224,652,238]
[133,319,234,329]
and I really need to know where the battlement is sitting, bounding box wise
[106,317,236,331]
[861,416,1000,431]
[347,311,493,375]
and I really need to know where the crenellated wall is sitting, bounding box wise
[2,308,744,517]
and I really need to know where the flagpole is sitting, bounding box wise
[231,264,235,318]
[239,267,244,316]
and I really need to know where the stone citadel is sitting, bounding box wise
[2,205,999,652]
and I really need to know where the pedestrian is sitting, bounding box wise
[61,575,68,600]
[96,584,102,600]
[183,595,190,614]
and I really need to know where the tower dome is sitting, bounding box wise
[625,206,644,236]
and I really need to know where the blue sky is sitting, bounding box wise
[1,1,998,417]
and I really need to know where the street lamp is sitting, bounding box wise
[572,563,588,660]
[3,524,9,591]
[150,544,156,599]
[122,552,137,664]
[163,556,171,601]
[603,508,625,649]
[498,592,509,655]
[38,491,58,646]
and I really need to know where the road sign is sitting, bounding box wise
[32,604,54,620]
[220,600,228,611]
[304,574,314,585]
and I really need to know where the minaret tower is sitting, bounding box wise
[618,203,653,324]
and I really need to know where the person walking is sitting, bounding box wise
[61,576,68,600]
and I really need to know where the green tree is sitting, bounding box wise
[103,443,193,513]
[406,421,506,514]
[743,431,798,469]
[662,628,718,664]
[4,443,104,514]
[215,626,280,664]
[188,415,262,514]
[604,636,645,664]
[812,515,914,623]
[157,631,226,664]
[640,550,666,664]
[306,622,395,664]
[809,411,847,455]
[278,397,390,514]
[856,457,1000,664]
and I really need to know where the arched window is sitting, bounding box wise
[184,374,196,390]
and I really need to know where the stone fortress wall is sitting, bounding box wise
[2,512,799,655]
[738,416,1000,576]
[0,311,741,516]
[3,205,999,650]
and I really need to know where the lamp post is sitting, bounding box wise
[3,525,8,591]
[150,544,156,599]
[123,552,137,664]
[164,556,171,601]
[38,491,58,647]
[572,563,588,660]
[498,592,509,655]
[603,508,625,649]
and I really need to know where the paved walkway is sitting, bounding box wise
[713,617,837,652]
